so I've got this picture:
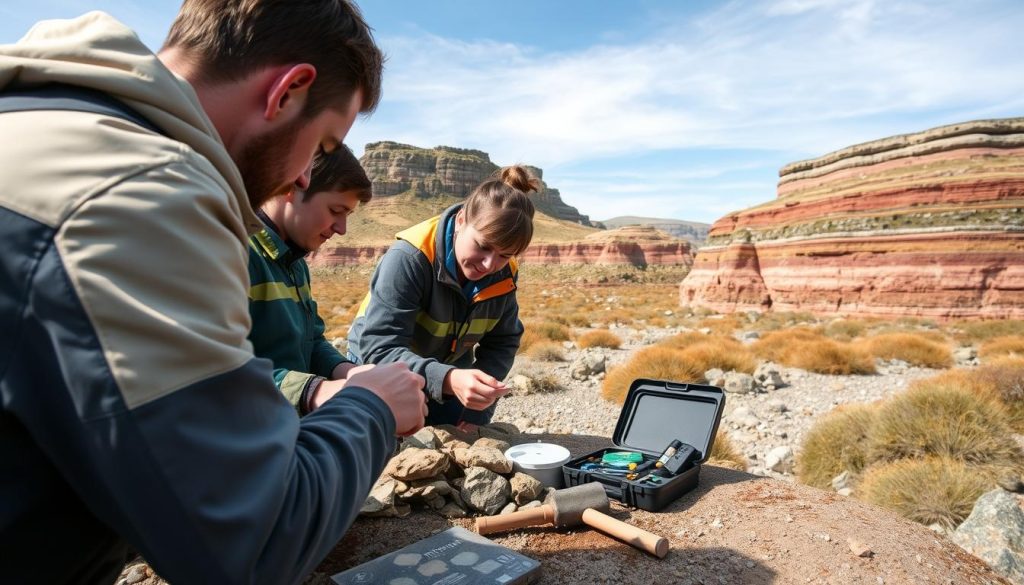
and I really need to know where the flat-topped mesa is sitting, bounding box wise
[359,142,592,226]
[519,226,693,266]
[680,117,1024,320]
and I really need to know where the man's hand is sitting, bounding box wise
[310,364,377,411]
[443,369,509,411]
[345,363,427,436]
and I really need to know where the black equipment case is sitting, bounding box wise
[562,379,726,511]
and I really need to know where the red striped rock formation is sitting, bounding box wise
[520,226,692,266]
[681,118,1024,319]
[309,226,692,268]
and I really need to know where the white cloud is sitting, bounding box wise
[345,0,1024,221]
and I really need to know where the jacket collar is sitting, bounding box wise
[254,209,307,267]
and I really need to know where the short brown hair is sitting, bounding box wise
[464,165,540,256]
[162,0,383,116]
[305,145,372,203]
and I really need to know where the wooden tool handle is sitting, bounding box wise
[580,508,670,558]
[475,504,555,535]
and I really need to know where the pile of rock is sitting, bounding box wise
[361,423,549,519]
[705,361,786,395]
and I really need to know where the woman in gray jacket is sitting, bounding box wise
[348,166,540,427]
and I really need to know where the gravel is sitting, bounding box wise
[494,324,942,483]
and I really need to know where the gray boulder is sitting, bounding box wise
[461,466,511,515]
[953,488,1024,584]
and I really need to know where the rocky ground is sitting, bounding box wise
[118,323,1019,585]
[498,323,943,484]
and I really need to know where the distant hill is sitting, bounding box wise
[597,216,710,245]
[327,142,601,249]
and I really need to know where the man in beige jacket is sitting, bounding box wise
[0,2,427,584]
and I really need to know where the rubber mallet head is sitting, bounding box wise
[545,482,610,527]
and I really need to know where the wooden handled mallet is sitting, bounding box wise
[475,482,670,558]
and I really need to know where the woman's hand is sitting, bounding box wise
[443,369,508,410]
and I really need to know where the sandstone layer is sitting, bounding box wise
[361,142,593,226]
[519,226,692,266]
[599,215,710,246]
[680,117,1024,319]
[310,226,693,268]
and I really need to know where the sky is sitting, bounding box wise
[2,1,1022,224]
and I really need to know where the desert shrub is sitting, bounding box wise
[658,334,756,374]
[750,328,823,362]
[524,341,565,362]
[517,329,543,354]
[601,347,703,405]
[547,313,592,328]
[530,320,572,342]
[908,369,995,398]
[857,457,992,530]
[749,311,819,332]
[854,333,953,369]
[590,308,636,327]
[866,384,1022,470]
[754,330,875,375]
[577,329,622,349]
[519,320,572,353]
[822,319,869,341]
[973,357,1024,432]
[979,335,1024,361]
[696,314,745,335]
[952,319,1024,343]
[677,338,757,375]
[796,403,878,490]
[707,431,747,471]
[657,331,716,350]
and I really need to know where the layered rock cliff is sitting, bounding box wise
[680,118,1024,319]
[519,226,692,266]
[309,226,692,268]
[599,216,710,246]
[360,142,593,226]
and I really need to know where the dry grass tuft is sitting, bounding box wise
[867,383,1022,469]
[750,328,824,362]
[857,457,992,530]
[973,357,1024,432]
[821,319,869,341]
[952,319,1024,343]
[678,338,757,375]
[979,335,1024,361]
[753,329,875,375]
[600,347,703,405]
[707,431,747,471]
[523,341,565,362]
[658,333,756,374]
[796,403,878,490]
[657,331,717,350]
[519,320,573,354]
[854,333,953,369]
[576,329,622,349]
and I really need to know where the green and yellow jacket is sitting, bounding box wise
[347,204,523,425]
[248,213,348,411]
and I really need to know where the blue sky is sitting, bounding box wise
[3,1,1022,223]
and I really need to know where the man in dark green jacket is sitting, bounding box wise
[248,146,371,414]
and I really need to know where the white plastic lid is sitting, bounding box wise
[504,443,571,470]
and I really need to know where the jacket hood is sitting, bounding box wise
[0,11,259,232]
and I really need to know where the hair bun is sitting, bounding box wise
[500,165,542,194]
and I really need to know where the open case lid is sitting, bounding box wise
[610,379,726,464]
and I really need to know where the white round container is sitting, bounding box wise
[504,443,571,489]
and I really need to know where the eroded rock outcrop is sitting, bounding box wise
[681,117,1024,319]
[361,142,593,226]
[309,225,693,268]
[519,225,692,266]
